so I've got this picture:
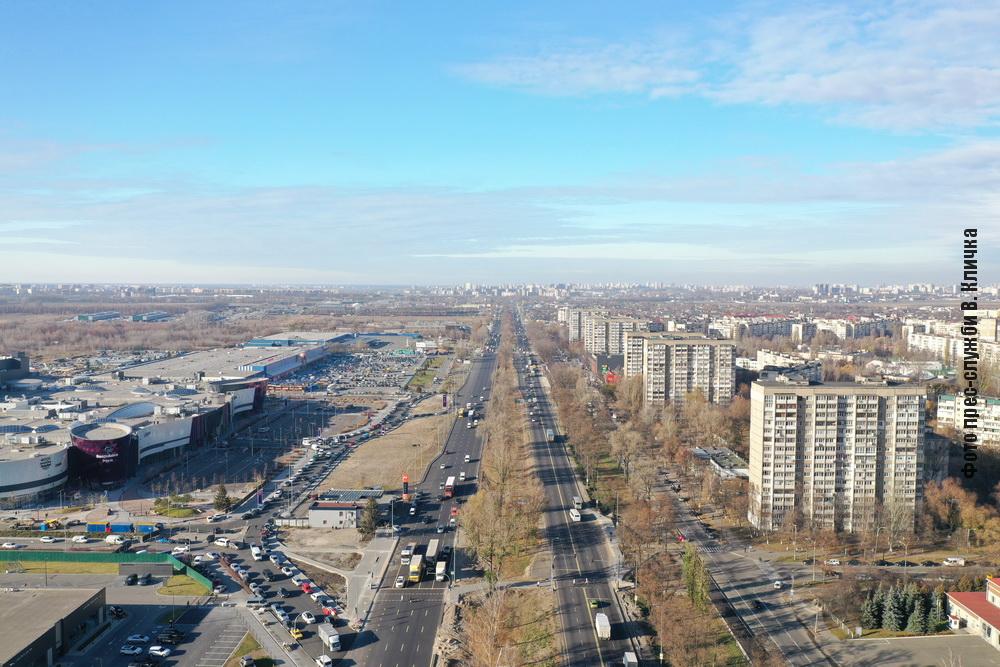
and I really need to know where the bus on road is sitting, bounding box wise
[408,554,424,583]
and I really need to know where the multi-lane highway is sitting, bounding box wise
[516,319,636,667]
[347,345,499,667]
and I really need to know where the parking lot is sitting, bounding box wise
[270,341,429,393]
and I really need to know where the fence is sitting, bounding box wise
[0,550,213,591]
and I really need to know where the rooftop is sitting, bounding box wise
[948,591,1000,630]
[119,346,319,381]
[0,588,102,664]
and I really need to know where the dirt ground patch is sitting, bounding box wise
[281,526,364,551]
[295,561,346,597]
[318,411,452,493]
[412,394,446,416]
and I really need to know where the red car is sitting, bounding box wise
[300,582,313,593]
[675,531,686,542]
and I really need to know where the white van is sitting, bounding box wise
[251,545,263,561]
[943,557,966,567]
[569,508,581,522]
[105,534,124,544]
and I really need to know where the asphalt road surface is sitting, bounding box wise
[517,336,635,666]
[346,348,499,667]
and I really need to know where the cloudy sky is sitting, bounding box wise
[1,1,997,285]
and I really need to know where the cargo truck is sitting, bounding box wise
[623,651,638,666]
[317,623,341,651]
[595,613,611,640]
[444,476,456,499]
[425,539,439,569]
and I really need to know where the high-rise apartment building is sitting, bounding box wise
[623,332,735,406]
[748,373,925,534]
[583,315,646,355]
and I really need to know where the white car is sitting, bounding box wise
[148,646,172,658]
[299,611,316,624]
[825,559,841,566]
[395,575,405,588]
[440,463,446,469]
[773,581,783,589]
[310,589,326,602]
[281,566,296,577]
[214,538,230,547]
[39,536,58,543]
[172,545,190,554]
[71,535,89,543]
[1,542,19,549]
[127,634,150,643]
[120,645,143,656]
[203,551,218,560]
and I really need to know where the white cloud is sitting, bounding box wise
[452,42,698,97]
[455,1,1000,130]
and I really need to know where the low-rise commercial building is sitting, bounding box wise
[0,587,106,667]
[307,501,362,529]
[948,577,1000,652]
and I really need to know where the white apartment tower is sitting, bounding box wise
[748,374,925,534]
[623,332,736,406]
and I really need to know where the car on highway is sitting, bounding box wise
[120,645,144,655]
[71,535,89,543]
[825,559,841,566]
[440,463,447,469]
[127,634,150,643]
[395,575,405,588]
[148,646,172,658]
[39,535,58,543]
[773,581,783,589]
[171,545,190,555]
[436,524,444,534]
[1,542,19,549]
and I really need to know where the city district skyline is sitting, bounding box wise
[1,1,997,285]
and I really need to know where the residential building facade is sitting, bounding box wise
[623,332,735,406]
[748,374,925,533]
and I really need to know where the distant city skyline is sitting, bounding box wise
[1,1,997,284]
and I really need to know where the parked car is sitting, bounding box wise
[148,646,172,658]
[120,645,144,656]
[125,573,138,586]
[127,634,150,644]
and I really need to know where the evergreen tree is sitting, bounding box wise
[682,544,697,602]
[903,582,920,618]
[905,595,928,634]
[693,556,711,611]
[359,498,379,538]
[213,483,232,512]
[883,586,907,631]
[861,593,882,629]
[927,586,948,632]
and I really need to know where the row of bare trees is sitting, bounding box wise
[459,310,545,667]
[527,325,767,665]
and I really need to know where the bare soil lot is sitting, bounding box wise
[318,411,452,493]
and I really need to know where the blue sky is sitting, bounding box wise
[0,1,997,285]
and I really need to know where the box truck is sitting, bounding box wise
[595,613,611,640]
